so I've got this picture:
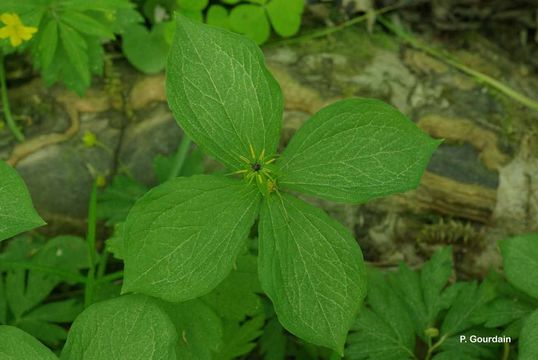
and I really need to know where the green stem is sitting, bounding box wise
[425,334,447,360]
[0,51,25,142]
[266,2,406,47]
[96,251,109,279]
[84,180,98,308]
[0,261,87,284]
[95,270,124,284]
[168,135,192,180]
[377,16,538,111]
[502,342,510,360]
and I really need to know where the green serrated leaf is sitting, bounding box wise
[166,15,283,171]
[440,281,496,337]
[475,297,535,328]
[59,23,90,87]
[60,295,177,360]
[229,4,270,44]
[0,161,45,242]
[421,247,453,322]
[206,5,230,29]
[215,315,265,360]
[266,0,303,37]
[122,23,170,74]
[258,193,367,354]
[346,270,415,360]
[160,299,223,359]
[37,20,58,69]
[500,233,538,299]
[5,236,88,320]
[60,12,114,39]
[202,254,262,321]
[260,317,287,360]
[123,175,260,302]
[436,328,502,360]
[0,326,57,360]
[520,309,538,360]
[97,175,148,226]
[278,98,441,204]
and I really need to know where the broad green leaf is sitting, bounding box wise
[37,19,58,69]
[123,175,260,302]
[60,295,177,360]
[215,315,265,360]
[59,23,90,87]
[278,98,441,203]
[440,281,496,337]
[202,254,262,321]
[258,193,367,354]
[122,23,170,74]
[61,12,114,39]
[520,309,538,360]
[0,161,45,242]
[160,299,222,359]
[266,0,303,37]
[346,270,415,360]
[229,4,270,44]
[166,15,283,171]
[500,233,538,299]
[206,5,230,29]
[0,326,57,360]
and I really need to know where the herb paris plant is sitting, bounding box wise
[120,15,440,354]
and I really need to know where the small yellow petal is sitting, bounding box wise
[0,13,19,26]
[19,26,37,40]
[10,35,22,47]
[0,27,10,39]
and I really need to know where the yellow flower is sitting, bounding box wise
[82,131,97,148]
[0,13,37,47]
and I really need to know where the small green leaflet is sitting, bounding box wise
[499,233,538,299]
[214,315,265,360]
[440,280,496,338]
[166,15,283,171]
[122,175,260,302]
[277,98,441,203]
[202,254,263,321]
[346,270,415,360]
[60,294,177,360]
[258,193,366,354]
[122,22,171,74]
[0,236,87,346]
[390,247,454,339]
[0,161,45,242]
[159,299,223,360]
[0,326,57,360]
[265,0,304,37]
[259,317,287,360]
[519,309,538,360]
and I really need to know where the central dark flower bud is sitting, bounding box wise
[251,162,262,172]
